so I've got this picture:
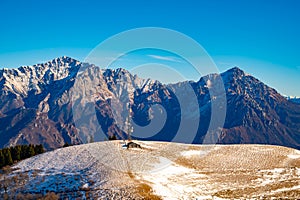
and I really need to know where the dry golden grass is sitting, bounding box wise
[136,183,162,200]
[126,170,162,200]
[127,171,135,179]
[172,145,300,199]
[215,172,259,184]
[175,157,197,169]
[214,179,300,198]
[174,145,297,171]
[263,189,300,199]
[286,158,300,168]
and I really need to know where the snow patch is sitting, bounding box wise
[287,154,300,159]
[181,150,207,157]
[142,161,207,199]
[287,150,300,159]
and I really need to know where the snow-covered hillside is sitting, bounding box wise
[1,141,300,199]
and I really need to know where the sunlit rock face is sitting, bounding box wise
[0,57,300,150]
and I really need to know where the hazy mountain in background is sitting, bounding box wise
[286,96,300,104]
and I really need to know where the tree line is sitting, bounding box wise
[0,144,44,168]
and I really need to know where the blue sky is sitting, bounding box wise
[0,0,299,96]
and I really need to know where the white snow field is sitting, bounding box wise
[1,141,300,199]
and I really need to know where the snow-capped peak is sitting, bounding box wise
[0,56,82,96]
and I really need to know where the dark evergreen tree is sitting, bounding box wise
[21,145,29,159]
[28,145,35,157]
[63,143,70,148]
[0,150,5,168]
[11,146,21,161]
[0,144,45,168]
[34,144,45,154]
[3,148,13,166]
[109,134,117,140]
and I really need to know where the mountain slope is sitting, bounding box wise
[217,67,300,149]
[0,57,300,149]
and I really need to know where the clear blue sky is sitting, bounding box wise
[0,0,299,96]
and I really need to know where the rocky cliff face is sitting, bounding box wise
[0,57,82,149]
[217,68,300,148]
[0,57,299,149]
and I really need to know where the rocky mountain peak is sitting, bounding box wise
[0,58,300,150]
[221,66,247,81]
[227,66,245,74]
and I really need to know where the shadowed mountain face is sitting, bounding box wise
[218,68,300,148]
[0,57,299,149]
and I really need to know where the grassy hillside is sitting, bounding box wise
[1,141,300,199]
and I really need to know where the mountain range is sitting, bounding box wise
[0,56,300,150]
